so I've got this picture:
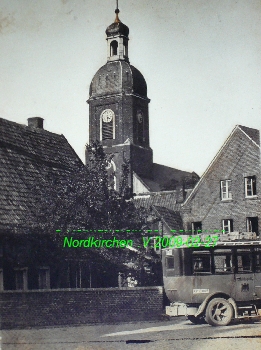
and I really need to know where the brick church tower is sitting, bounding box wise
[86,5,153,191]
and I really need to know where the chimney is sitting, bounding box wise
[27,117,44,129]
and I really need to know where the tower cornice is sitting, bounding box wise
[87,93,150,104]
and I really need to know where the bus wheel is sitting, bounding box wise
[205,298,233,326]
[187,315,206,324]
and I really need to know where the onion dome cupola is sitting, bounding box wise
[106,5,129,62]
[88,4,148,101]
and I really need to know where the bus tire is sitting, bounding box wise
[205,298,233,326]
[187,315,206,324]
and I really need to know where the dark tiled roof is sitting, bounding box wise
[139,163,199,192]
[134,191,180,211]
[238,125,260,145]
[0,118,83,231]
[152,206,183,232]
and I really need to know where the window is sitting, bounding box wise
[192,222,202,234]
[38,267,50,289]
[222,219,233,234]
[102,119,114,140]
[137,110,144,143]
[246,217,258,234]
[254,249,261,272]
[123,40,128,56]
[107,160,116,190]
[214,250,233,273]
[110,40,118,56]
[166,256,174,269]
[220,180,232,200]
[100,109,115,140]
[237,250,252,273]
[14,268,28,290]
[245,176,257,197]
[192,252,211,273]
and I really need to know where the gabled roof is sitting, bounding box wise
[238,125,260,146]
[183,125,260,206]
[138,163,199,192]
[0,118,84,231]
[134,191,180,211]
[152,206,183,232]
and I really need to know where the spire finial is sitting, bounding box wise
[115,0,120,23]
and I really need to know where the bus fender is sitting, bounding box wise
[195,292,235,317]
[228,297,238,318]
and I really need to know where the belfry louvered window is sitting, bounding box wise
[102,120,113,140]
[100,109,115,140]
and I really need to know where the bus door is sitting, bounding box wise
[234,248,254,302]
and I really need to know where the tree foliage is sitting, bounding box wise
[26,141,162,286]
[36,141,147,236]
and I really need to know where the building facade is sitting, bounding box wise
[182,125,261,236]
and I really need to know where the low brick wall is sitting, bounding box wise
[0,287,164,329]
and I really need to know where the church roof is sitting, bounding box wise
[138,163,199,192]
[89,61,148,99]
[105,6,129,38]
[0,117,84,231]
[106,21,129,38]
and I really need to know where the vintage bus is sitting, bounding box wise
[162,232,261,326]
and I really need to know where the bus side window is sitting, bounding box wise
[214,250,233,273]
[255,250,261,272]
[166,256,174,269]
[192,253,211,273]
[237,251,252,273]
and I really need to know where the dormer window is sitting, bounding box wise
[110,40,118,56]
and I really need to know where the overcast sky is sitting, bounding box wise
[1,0,260,176]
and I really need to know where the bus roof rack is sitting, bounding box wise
[201,231,259,242]
[162,232,261,250]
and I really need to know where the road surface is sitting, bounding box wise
[1,317,261,349]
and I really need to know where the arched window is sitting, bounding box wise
[107,160,117,190]
[110,40,118,56]
[100,109,115,140]
[137,110,144,143]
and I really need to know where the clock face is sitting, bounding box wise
[137,110,143,123]
[101,109,114,123]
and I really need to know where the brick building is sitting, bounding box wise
[182,125,261,236]
[0,117,132,290]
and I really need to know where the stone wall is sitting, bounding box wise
[0,286,164,329]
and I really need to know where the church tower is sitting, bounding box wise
[86,5,153,191]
